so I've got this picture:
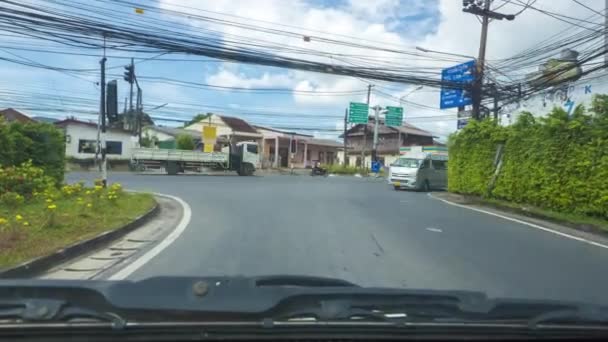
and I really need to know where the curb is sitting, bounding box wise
[0,198,160,279]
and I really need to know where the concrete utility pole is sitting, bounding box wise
[129,58,134,113]
[343,108,348,166]
[360,84,372,168]
[99,42,108,188]
[463,0,515,120]
[473,0,490,120]
[371,105,382,162]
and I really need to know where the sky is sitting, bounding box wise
[0,0,605,140]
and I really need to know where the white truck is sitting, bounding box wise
[131,141,260,176]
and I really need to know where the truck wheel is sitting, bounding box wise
[239,163,254,176]
[166,161,180,175]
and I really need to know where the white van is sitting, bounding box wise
[388,153,448,191]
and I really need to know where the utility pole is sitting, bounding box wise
[473,0,490,120]
[371,105,382,163]
[360,84,372,168]
[129,58,134,112]
[343,108,348,166]
[463,0,515,120]
[605,0,608,66]
[99,40,108,188]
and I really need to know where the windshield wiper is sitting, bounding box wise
[0,299,126,328]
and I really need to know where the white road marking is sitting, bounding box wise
[426,227,443,233]
[109,193,192,280]
[428,193,608,250]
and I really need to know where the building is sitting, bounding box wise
[54,118,137,160]
[343,118,435,167]
[0,108,36,124]
[184,114,262,143]
[255,126,343,168]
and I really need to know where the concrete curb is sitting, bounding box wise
[0,197,160,279]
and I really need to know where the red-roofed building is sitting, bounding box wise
[0,108,36,124]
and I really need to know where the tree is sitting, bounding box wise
[176,134,195,150]
[184,113,212,127]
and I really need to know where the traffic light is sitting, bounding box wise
[123,65,134,83]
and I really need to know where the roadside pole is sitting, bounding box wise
[100,52,107,188]
[343,108,348,166]
[371,105,381,162]
[361,84,372,168]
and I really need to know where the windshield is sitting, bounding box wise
[1,0,608,336]
[392,158,422,168]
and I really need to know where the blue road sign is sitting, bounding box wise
[371,160,381,173]
[457,118,469,129]
[440,60,475,109]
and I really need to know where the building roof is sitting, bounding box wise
[344,119,434,138]
[55,118,132,134]
[219,115,258,134]
[0,108,36,123]
[301,137,342,148]
[146,125,230,143]
[254,125,314,138]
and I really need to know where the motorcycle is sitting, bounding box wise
[310,162,328,176]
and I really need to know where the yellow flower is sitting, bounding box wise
[0,218,7,225]
[15,214,23,221]
[47,204,57,210]
[46,198,53,203]
[94,185,103,191]
[23,221,29,227]
[85,190,92,195]
[86,203,92,208]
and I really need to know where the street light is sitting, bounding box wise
[399,85,423,104]
[415,46,476,60]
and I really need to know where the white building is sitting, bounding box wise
[55,118,138,160]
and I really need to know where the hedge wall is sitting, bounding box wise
[448,95,608,219]
[0,119,65,185]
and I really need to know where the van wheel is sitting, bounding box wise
[422,180,430,192]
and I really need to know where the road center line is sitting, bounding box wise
[428,193,608,250]
[426,227,442,233]
[109,193,192,280]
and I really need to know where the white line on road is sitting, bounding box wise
[426,227,443,233]
[109,193,192,280]
[428,193,608,250]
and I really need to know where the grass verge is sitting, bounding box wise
[0,191,155,269]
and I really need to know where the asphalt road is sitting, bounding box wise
[68,172,608,304]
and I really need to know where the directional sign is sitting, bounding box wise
[440,60,475,109]
[385,106,403,127]
[348,102,369,124]
[457,118,469,129]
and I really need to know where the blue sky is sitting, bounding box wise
[0,0,600,139]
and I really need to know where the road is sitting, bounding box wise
[68,172,608,304]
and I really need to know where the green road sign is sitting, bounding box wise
[385,106,403,127]
[348,102,369,123]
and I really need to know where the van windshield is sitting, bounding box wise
[392,158,422,168]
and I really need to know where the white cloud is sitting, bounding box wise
[153,0,603,136]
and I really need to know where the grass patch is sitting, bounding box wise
[479,197,608,233]
[0,189,155,269]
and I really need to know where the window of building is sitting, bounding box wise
[326,152,334,165]
[106,141,123,155]
[319,151,325,163]
[78,139,97,154]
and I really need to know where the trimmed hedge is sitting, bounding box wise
[0,120,65,185]
[448,95,608,219]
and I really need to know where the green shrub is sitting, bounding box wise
[0,121,65,185]
[176,134,195,150]
[448,96,608,218]
[0,192,24,208]
[325,164,368,175]
[0,161,55,198]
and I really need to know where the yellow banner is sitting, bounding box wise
[135,8,144,14]
[203,144,214,153]
[202,126,217,140]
